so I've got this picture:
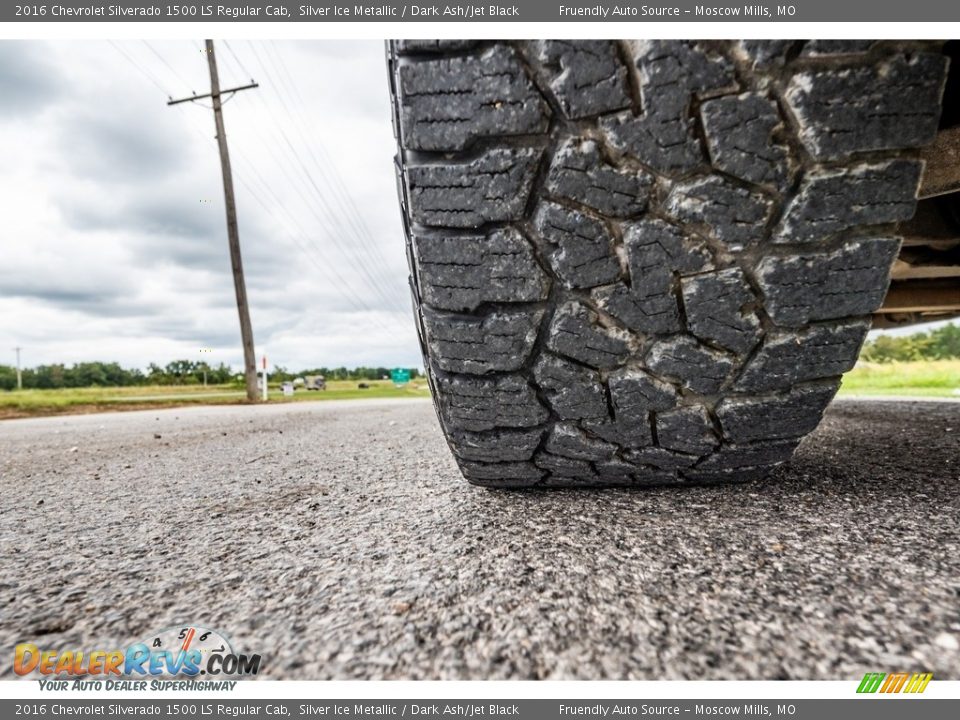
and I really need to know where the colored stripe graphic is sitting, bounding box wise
[857,671,932,693]
[881,672,909,693]
[904,673,934,693]
[857,673,885,693]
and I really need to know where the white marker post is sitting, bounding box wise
[261,355,268,401]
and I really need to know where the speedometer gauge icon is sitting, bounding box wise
[140,625,236,678]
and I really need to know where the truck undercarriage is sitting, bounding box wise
[884,40,960,327]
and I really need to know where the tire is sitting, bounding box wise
[388,40,948,488]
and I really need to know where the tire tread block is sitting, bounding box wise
[546,301,633,369]
[399,45,549,152]
[756,237,901,327]
[594,218,713,335]
[407,147,542,228]
[665,176,773,249]
[701,92,790,189]
[415,228,550,312]
[423,308,544,374]
[716,383,839,444]
[534,202,621,290]
[736,320,870,392]
[785,53,947,160]
[646,336,734,395]
[533,355,609,421]
[449,428,545,462]
[546,137,653,217]
[656,405,719,455]
[775,160,922,244]
[436,374,548,432]
[601,41,735,175]
[535,40,632,119]
[681,268,762,355]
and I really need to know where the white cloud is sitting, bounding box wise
[0,39,420,373]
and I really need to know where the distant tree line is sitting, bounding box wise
[0,360,420,391]
[278,367,420,382]
[3,324,955,391]
[860,323,960,363]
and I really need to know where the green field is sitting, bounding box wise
[838,360,960,398]
[2,361,957,419]
[0,380,431,419]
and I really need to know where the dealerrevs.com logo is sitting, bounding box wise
[15,625,261,690]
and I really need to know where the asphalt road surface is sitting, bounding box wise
[1,398,958,680]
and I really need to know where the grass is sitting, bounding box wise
[0,380,431,419]
[3,361,957,419]
[838,360,960,398]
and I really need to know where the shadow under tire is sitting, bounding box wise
[388,40,948,488]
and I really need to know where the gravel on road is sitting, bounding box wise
[1,397,958,680]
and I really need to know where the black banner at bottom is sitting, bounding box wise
[3,699,958,720]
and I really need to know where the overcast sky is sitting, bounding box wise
[0,39,419,373]
[0,40,950,375]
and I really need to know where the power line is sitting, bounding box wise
[262,78,410,323]
[171,92,407,330]
[236,60,404,312]
[118,39,412,342]
[261,41,403,280]
[267,40,397,275]
[169,40,260,402]
[244,42,406,307]
[223,40,255,81]
[174,107,408,339]
[230,144,399,319]
[107,40,170,96]
[142,40,194,93]
[119,39,397,325]
[244,43,402,285]
[235,173,407,338]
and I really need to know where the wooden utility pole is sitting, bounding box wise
[168,40,260,401]
[14,346,22,390]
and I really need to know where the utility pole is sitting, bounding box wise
[168,40,260,402]
[13,347,21,390]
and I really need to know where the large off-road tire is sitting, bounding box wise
[388,40,948,488]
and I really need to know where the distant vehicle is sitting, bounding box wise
[304,375,326,391]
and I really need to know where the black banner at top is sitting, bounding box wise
[5,1,960,22]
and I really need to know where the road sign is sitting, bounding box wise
[391,368,411,385]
